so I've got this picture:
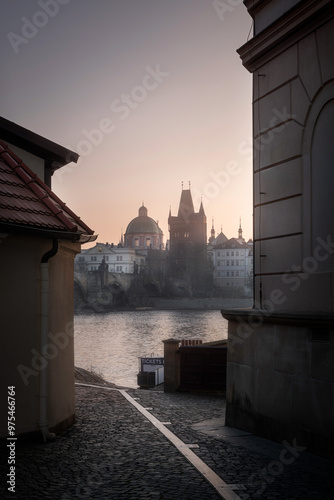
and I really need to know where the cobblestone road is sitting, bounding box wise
[1,382,333,500]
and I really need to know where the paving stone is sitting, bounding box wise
[0,385,333,499]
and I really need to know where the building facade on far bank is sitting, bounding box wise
[75,242,145,274]
[208,221,253,295]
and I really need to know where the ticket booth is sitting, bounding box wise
[137,357,164,388]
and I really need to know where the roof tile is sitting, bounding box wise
[0,140,95,239]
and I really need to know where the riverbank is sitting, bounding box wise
[151,297,252,310]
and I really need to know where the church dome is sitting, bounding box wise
[124,204,164,250]
[125,205,160,235]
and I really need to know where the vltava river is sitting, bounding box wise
[74,310,228,388]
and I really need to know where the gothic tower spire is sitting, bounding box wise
[211,217,215,239]
[238,217,243,240]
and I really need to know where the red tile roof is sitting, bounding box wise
[0,140,95,241]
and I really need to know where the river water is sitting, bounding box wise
[74,310,228,388]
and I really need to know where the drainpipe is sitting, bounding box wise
[39,239,58,442]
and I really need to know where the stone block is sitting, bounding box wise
[298,32,322,100]
[317,17,334,84]
[226,361,235,404]
[227,319,245,364]
[253,326,275,371]
[260,272,333,313]
[291,77,311,126]
[254,83,291,137]
[311,332,334,383]
[254,158,302,205]
[255,235,302,276]
[254,120,303,169]
[274,326,311,376]
[255,45,298,99]
[241,327,260,368]
[257,369,292,422]
[227,363,257,413]
[255,197,302,240]
[291,377,333,438]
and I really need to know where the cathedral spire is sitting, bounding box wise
[238,217,243,240]
[209,217,215,242]
[198,198,205,216]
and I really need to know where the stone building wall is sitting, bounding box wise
[223,0,334,457]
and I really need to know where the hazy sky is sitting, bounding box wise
[2,0,253,246]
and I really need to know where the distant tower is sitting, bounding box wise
[168,184,208,294]
[209,217,215,243]
[238,217,244,242]
[168,184,207,250]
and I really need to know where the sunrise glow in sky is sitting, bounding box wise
[2,0,253,246]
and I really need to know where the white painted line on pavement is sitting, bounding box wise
[75,383,243,500]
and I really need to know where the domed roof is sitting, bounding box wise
[125,205,160,235]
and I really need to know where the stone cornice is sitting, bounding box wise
[238,0,334,72]
[221,308,334,327]
[244,0,274,18]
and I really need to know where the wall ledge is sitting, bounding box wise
[221,308,334,327]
